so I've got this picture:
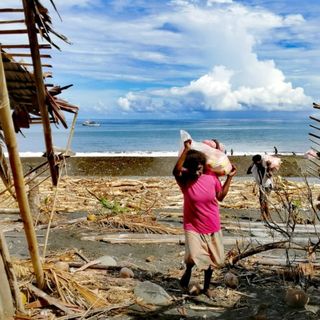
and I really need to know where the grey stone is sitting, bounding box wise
[134,281,172,306]
[98,255,117,267]
[119,267,134,278]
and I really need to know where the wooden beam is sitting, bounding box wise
[22,0,58,186]
[0,51,45,289]
[309,139,320,148]
[309,132,320,140]
[309,158,320,168]
[7,53,51,58]
[19,63,52,68]
[310,124,320,131]
[313,102,320,109]
[0,44,51,49]
[310,115,320,123]
[0,19,25,24]
[0,8,24,13]
[0,29,29,34]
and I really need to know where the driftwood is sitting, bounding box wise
[27,283,74,315]
[69,262,145,274]
[0,208,20,214]
[0,232,24,313]
[229,240,296,265]
[222,219,320,233]
[73,248,90,263]
[249,257,320,268]
[36,217,87,230]
[80,233,185,244]
[71,259,101,273]
[79,233,317,251]
[69,262,122,271]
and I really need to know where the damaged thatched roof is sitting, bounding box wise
[0,0,78,133]
[1,50,78,132]
[0,1,80,290]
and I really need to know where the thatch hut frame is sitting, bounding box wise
[0,0,78,290]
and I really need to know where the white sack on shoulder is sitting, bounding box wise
[180,130,232,175]
[262,154,282,171]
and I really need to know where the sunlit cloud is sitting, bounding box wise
[1,0,317,117]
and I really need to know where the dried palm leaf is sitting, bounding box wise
[100,215,182,235]
[49,0,62,21]
[31,0,71,50]
[71,281,107,308]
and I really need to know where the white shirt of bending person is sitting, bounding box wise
[251,164,273,188]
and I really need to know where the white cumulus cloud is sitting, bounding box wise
[116,1,312,113]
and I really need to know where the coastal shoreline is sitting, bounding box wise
[20,155,312,177]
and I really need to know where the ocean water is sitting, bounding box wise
[16,118,311,156]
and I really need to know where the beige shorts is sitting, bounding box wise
[184,230,225,270]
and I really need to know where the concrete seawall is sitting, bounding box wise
[20,155,312,177]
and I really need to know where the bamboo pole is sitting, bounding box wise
[65,111,78,156]
[22,0,57,185]
[0,51,44,288]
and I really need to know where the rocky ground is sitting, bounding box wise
[1,175,320,319]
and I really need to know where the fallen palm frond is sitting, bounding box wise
[30,176,320,214]
[99,214,182,234]
[13,251,134,317]
[0,175,302,214]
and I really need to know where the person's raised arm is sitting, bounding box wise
[247,163,253,175]
[216,165,237,201]
[173,140,191,178]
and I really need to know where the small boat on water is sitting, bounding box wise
[82,120,101,127]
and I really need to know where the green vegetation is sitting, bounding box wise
[99,198,128,214]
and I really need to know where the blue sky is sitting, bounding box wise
[4,0,320,119]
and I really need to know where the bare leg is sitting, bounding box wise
[260,201,270,220]
[259,190,270,220]
[180,263,194,289]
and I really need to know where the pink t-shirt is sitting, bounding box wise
[181,173,222,234]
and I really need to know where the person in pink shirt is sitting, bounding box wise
[173,140,236,297]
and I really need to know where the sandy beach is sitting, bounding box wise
[1,155,320,319]
[20,154,311,177]
[1,0,319,317]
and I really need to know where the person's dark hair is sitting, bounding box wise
[183,150,206,178]
[252,154,262,163]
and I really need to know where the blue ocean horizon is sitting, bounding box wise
[16,118,312,156]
